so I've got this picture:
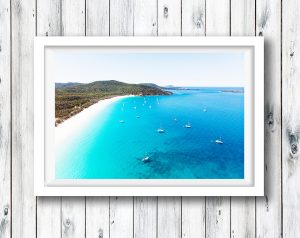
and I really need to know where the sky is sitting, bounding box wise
[47,48,245,87]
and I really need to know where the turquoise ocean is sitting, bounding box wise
[56,88,244,179]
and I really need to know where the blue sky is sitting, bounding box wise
[48,49,245,87]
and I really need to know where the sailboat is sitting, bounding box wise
[157,124,165,133]
[185,121,191,128]
[215,137,223,144]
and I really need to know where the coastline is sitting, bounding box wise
[55,95,134,146]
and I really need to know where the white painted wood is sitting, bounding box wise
[157,197,181,238]
[206,0,230,36]
[205,1,231,237]
[110,0,134,36]
[157,0,181,35]
[36,1,62,237]
[206,197,230,238]
[181,1,206,237]
[182,197,205,238]
[62,197,85,238]
[110,197,133,238]
[37,197,61,238]
[134,0,157,36]
[134,197,157,238]
[11,0,36,237]
[0,0,10,237]
[62,0,86,36]
[182,0,205,36]
[86,197,109,238]
[61,1,86,238]
[86,0,109,36]
[230,1,255,237]
[85,1,110,238]
[282,0,300,237]
[133,2,158,238]
[256,0,282,237]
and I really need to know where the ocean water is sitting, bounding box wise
[56,88,244,179]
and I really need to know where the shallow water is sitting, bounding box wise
[56,88,244,179]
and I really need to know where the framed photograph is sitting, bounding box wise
[34,37,264,196]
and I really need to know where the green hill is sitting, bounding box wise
[55,80,172,125]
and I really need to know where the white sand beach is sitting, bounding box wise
[55,95,134,146]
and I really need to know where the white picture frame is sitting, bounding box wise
[34,37,264,196]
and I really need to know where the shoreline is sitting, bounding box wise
[55,95,134,146]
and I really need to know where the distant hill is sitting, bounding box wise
[55,82,82,89]
[55,80,172,125]
[139,83,161,89]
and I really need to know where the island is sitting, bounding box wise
[55,80,172,126]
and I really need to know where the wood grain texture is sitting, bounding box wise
[182,197,205,238]
[36,1,62,237]
[110,0,133,36]
[205,1,231,237]
[86,197,109,238]
[0,0,10,237]
[256,0,282,237]
[134,197,157,238]
[86,0,109,36]
[282,0,300,237]
[11,0,36,237]
[62,197,85,238]
[182,0,205,36]
[110,197,133,238]
[61,1,86,238]
[157,0,181,35]
[230,1,256,237]
[157,197,181,238]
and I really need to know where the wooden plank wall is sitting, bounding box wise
[1,0,298,237]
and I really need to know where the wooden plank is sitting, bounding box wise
[134,0,157,36]
[134,197,157,238]
[205,1,231,237]
[156,1,182,237]
[157,0,181,35]
[182,0,205,36]
[0,0,11,237]
[110,0,134,36]
[61,1,86,238]
[182,197,205,238]
[133,2,158,238]
[86,0,109,36]
[206,198,230,238]
[36,1,62,237]
[11,0,36,237]
[110,197,133,238]
[62,197,85,238]
[256,0,282,237]
[230,1,256,237]
[282,0,300,237]
[157,197,181,238]
[181,1,206,237]
[206,0,230,36]
[84,1,110,238]
[86,197,109,238]
[109,2,134,238]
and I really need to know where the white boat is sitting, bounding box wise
[149,105,152,109]
[142,156,150,163]
[133,106,137,110]
[119,120,125,123]
[136,115,140,118]
[174,117,177,121]
[215,137,223,144]
[157,125,165,133]
[185,122,191,128]
[203,108,207,112]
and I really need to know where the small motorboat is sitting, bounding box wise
[149,105,152,109]
[136,115,140,118]
[185,122,191,128]
[215,138,223,144]
[157,128,165,133]
[119,120,125,123]
[203,108,207,112]
[142,156,150,163]
[133,106,137,110]
[174,117,177,122]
